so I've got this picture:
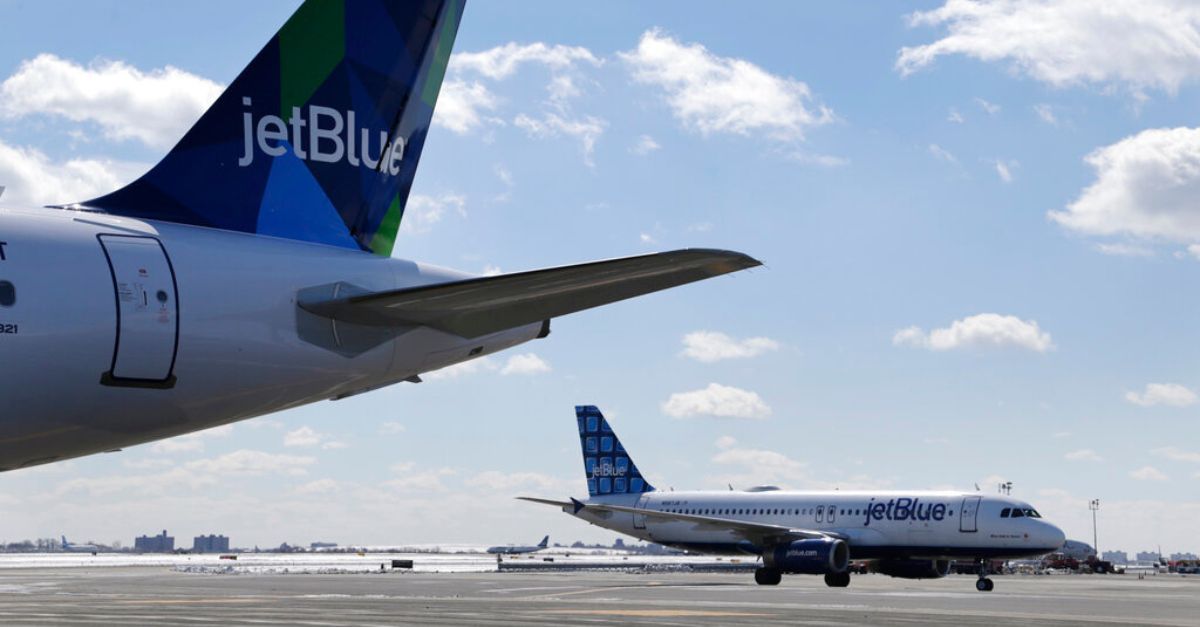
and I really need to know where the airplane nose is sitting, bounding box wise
[1044,522,1066,549]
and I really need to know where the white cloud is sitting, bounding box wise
[494,164,515,187]
[662,383,772,419]
[638,232,657,245]
[482,265,503,277]
[451,42,601,80]
[184,450,314,477]
[897,0,1200,95]
[432,79,497,134]
[712,446,805,477]
[1152,446,1200,463]
[463,470,565,492]
[400,193,467,235]
[293,479,339,495]
[0,138,146,205]
[1034,103,1058,125]
[621,29,832,140]
[893,313,1054,352]
[947,108,964,123]
[513,112,606,166]
[928,143,958,165]
[379,422,406,435]
[1096,242,1154,257]
[1130,465,1169,481]
[788,151,850,167]
[1050,128,1200,244]
[1064,449,1104,462]
[0,53,222,149]
[283,426,322,448]
[994,159,1016,183]
[974,97,1000,115]
[499,353,551,375]
[1125,383,1198,407]
[680,331,780,363]
[631,134,661,155]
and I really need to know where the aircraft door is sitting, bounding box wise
[815,505,824,523]
[828,504,837,523]
[959,496,981,533]
[632,494,649,530]
[98,235,179,387]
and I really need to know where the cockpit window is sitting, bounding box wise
[1025,509,1041,518]
[1011,509,1024,518]
[1000,508,1011,518]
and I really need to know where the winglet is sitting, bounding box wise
[571,497,585,515]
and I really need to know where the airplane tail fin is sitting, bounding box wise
[576,405,654,498]
[538,535,549,548]
[81,0,465,257]
[61,535,68,547]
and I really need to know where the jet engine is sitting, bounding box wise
[765,538,850,575]
[874,558,952,579]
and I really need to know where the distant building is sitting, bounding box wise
[134,530,174,553]
[192,535,230,553]
[1101,550,1128,564]
[1136,551,1161,562]
[1170,552,1198,561]
[310,542,337,550]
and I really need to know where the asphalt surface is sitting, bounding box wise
[0,567,1195,626]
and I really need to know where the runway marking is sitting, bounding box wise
[109,598,265,605]
[544,609,773,618]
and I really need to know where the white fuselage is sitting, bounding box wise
[0,206,541,470]
[575,490,1065,560]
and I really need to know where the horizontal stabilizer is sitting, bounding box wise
[300,249,760,338]
[517,497,574,508]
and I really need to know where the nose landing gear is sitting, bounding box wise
[975,558,995,591]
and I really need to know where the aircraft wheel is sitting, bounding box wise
[754,567,782,585]
[824,572,851,588]
[976,577,994,592]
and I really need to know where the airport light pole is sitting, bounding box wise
[1089,499,1100,556]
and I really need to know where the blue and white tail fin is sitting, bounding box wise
[537,535,549,549]
[80,0,464,257]
[576,405,654,497]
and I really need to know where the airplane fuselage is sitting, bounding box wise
[574,490,1064,561]
[0,206,542,470]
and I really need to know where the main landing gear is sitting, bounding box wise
[824,572,851,588]
[754,567,782,586]
[975,559,995,592]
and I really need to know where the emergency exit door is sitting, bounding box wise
[99,235,179,387]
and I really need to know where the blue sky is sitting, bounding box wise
[1,0,1198,556]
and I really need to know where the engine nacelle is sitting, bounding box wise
[874,558,951,579]
[765,538,850,575]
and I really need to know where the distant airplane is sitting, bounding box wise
[0,0,758,472]
[61,536,100,553]
[521,406,1066,592]
[487,535,550,555]
[1059,539,1096,560]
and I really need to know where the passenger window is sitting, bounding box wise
[0,281,13,307]
[1001,508,1010,518]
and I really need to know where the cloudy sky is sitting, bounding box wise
[2,0,1199,555]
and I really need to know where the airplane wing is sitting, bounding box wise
[300,249,761,339]
[582,501,838,546]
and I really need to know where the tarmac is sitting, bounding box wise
[0,567,1196,626]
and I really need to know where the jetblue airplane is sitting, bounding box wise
[0,1,757,472]
[522,406,1066,592]
[487,535,550,555]
[60,536,101,554]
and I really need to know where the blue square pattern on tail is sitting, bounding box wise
[575,405,653,497]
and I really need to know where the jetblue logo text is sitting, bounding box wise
[591,462,626,478]
[862,498,946,526]
[238,97,406,173]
